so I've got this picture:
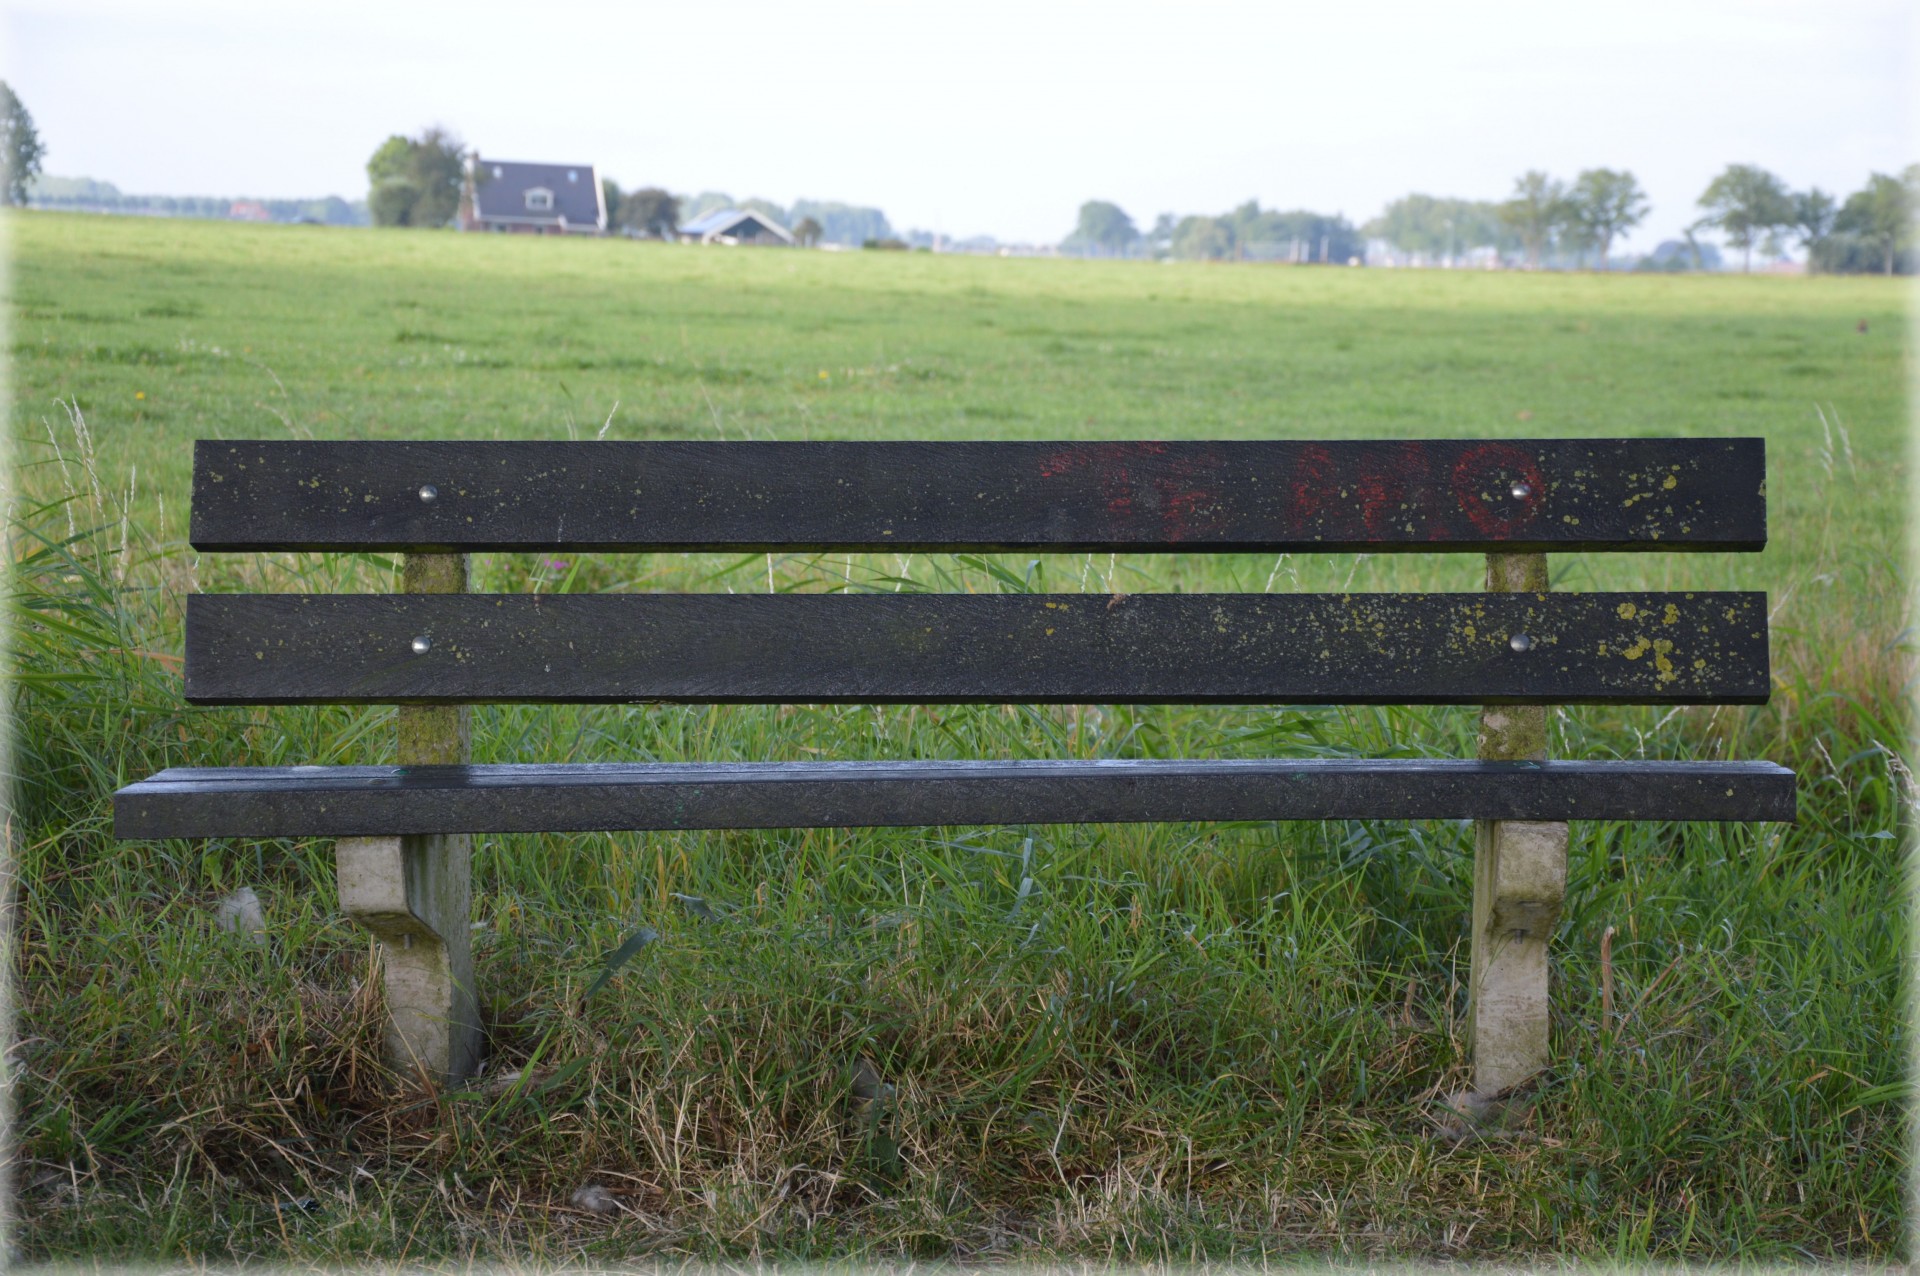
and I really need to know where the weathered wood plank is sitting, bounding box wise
[184,591,1772,706]
[113,758,1798,839]
[188,438,1768,554]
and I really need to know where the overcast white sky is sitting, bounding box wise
[8,0,1914,252]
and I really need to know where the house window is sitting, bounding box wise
[567,170,578,183]
[525,187,554,212]
[492,165,503,179]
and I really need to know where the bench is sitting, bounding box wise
[114,437,1795,1098]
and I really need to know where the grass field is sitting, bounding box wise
[8,211,1912,1265]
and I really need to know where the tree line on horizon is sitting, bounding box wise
[1065,201,1366,264]
[1374,164,1918,274]
[22,175,368,226]
[1066,163,1918,274]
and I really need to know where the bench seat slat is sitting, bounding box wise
[185,591,1771,706]
[113,758,1797,838]
[189,438,1767,554]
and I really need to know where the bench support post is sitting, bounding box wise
[1468,552,1568,1099]
[336,552,481,1085]
[337,832,479,1083]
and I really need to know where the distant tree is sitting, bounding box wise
[1791,187,1836,271]
[1365,195,1436,260]
[1220,200,1269,259]
[621,187,680,238]
[1170,214,1233,260]
[1,81,45,206]
[1226,203,1364,263]
[367,136,411,182]
[1063,200,1139,255]
[1146,212,1177,257]
[793,216,823,247]
[1165,203,1356,264]
[1831,168,1918,275]
[788,200,893,247]
[1679,219,1713,271]
[1500,171,1568,269]
[1695,164,1793,272]
[601,177,623,228]
[411,131,467,226]
[1565,168,1648,270]
[367,134,422,228]
[366,127,467,228]
[1364,194,1502,264]
[1445,199,1511,259]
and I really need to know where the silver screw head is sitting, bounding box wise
[1510,480,1533,500]
[1509,633,1534,653]
[418,484,438,503]
[411,635,432,655]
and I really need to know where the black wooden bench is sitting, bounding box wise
[114,438,1794,1094]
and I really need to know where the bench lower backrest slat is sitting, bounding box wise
[185,591,1771,706]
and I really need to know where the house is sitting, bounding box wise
[462,158,606,234]
[677,208,794,246]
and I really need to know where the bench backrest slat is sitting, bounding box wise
[184,591,1770,706]
[190,438,1767,554]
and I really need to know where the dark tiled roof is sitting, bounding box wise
[471,158,603,229]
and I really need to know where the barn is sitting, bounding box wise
[677,208,795,246]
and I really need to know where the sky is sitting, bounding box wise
[7,0,1914,254]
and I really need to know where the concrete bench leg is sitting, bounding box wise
[338,832,482,1085]
[1468,551,1569,1101]
[1468,816,1567,1096]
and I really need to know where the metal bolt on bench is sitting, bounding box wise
[115,438,1794,1093]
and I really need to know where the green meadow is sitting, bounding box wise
[9,211,1911,1264]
